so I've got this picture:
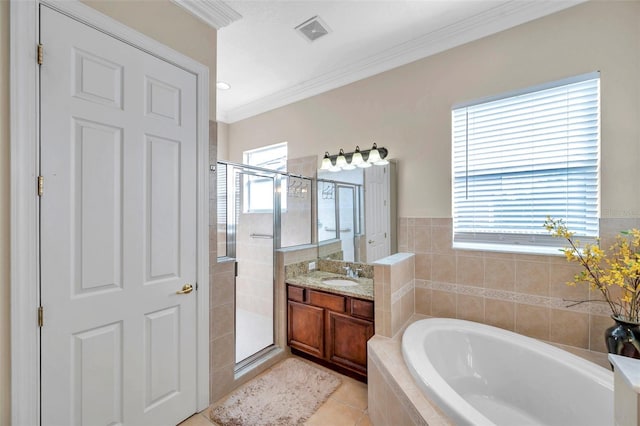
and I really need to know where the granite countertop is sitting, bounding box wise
[286,270,374,301]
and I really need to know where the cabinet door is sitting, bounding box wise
[327,311,374,375]
[288,301,324,358]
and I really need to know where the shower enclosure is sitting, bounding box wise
[317,177,364,262]
[216,161,312,368]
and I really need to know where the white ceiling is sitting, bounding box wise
[212,0,584,123]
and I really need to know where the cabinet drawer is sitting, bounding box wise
[287,285,306,302]
[309,290,345,312]
[350,298,374,320]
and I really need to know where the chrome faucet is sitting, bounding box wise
[344,266,358,279]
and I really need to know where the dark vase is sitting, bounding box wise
[605,315,640,360]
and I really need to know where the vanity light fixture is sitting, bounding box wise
[319,143,389,171]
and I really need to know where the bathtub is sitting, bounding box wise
[402,318,613,426]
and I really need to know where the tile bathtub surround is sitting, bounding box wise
[373,253,415,338]
[366,314,609,426]
[368,328,452,426]
[399,217,640,354]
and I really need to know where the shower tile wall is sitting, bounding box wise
[210,259,235,403]
[236,212,273,318]
[398,217,639,353]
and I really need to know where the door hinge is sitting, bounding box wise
[37,306,44,327]
[37,44,43,65]
[37,175,44,197]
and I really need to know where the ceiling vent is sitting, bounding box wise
[295,16,331,42]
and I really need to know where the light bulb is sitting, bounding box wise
[351,146,364,166]
[320,152,332,170]
[367,143,381,163]
[335,149,347,168]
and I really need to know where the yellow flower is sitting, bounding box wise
[545,216,640,322]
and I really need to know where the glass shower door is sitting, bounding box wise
[337,185,356,261]
[231,167,276,364]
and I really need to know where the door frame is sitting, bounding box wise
[10,1,210,424]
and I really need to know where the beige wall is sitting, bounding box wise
[217,122,230,161]
[227,1,640,219]
[0,1,216,423]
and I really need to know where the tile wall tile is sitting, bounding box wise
[515,259,549,296]
[414,282,432,316]
[484,256,516,291]
[549,309,589,349]
[431,290,456,318]
[515,303,550,341]
[374,264,390,337]
[377,254,416,337]
[395,216,627,356]
[457,294,484,323]
[484,298,515,331]
[457,255,484,287]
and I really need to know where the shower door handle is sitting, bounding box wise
[176,284,193,295]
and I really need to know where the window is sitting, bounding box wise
[452,73,600,253]
[243,142,287,212]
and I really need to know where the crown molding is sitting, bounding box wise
[219,0,586,123]
[171,0,241,30]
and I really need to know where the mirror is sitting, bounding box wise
[317,163,397,263]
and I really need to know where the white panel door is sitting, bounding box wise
[40,5,197,425]
[365,165,390,262]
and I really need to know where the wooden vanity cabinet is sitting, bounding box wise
[327,311,374,375]
[287,301,324,358]
[287,284,374,378]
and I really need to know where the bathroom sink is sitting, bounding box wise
[322,278,359,287]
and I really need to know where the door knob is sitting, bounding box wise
[368,240,374,244]
[176,284,193,295]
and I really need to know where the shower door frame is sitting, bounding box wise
[224,162,282,370]
[217,160,315,371]
[335,182,363,262]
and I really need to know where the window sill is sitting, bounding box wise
[452,241,565,256]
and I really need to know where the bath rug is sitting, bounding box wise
[210,357,341,426]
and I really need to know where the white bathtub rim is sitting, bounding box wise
[402,320,494,426]
[401,318,613,426]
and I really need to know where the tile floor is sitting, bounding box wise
[179,357,370,426]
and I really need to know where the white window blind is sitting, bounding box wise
[452,73,600,251]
